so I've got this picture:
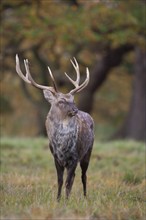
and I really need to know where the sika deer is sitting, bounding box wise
[16,55,94,200]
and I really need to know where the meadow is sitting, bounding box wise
[0,137,145,220]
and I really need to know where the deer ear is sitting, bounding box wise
[43,89,55,103]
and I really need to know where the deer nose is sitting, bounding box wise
[68,105,78,117]
[72,107,78,116]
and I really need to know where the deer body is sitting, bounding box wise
[46,106,94,166]
[47,113,79,167]
[16,55,94,200]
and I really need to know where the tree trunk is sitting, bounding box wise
[77,44,134,112]
[112,47,146,141]
[36,105,49,136]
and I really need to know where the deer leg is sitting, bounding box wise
[80,161,88,197]
[80,149,92,197]
[54,158,64,201]
[65,162,77,199]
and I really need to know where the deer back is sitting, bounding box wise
[76,111,94,160]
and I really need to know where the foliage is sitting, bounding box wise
[0,96,13,114]
[0,137,145,219]
[2,0,145,62]
[1,0,146,136]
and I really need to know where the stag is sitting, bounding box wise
[16,55,94,200]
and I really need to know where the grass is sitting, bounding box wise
[0,137,145,220]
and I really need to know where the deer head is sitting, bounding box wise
[16,55,89,118]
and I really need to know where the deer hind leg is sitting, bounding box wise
[54,158,64,201]
[65,162,77,199]
[80,148,92,197]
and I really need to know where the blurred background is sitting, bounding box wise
[1,0,146,141]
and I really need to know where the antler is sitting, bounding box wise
[65,57,89,95]
[16,54,58,93]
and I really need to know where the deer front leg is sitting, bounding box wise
[65,162,77,199]
[54,158,64,201]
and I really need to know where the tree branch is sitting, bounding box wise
[78,44,134,112]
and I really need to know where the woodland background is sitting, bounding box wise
[0,1,146,219]
[1,0,146,141]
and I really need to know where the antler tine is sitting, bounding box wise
[64,57,80,88]
[47,66,58,92]
[23,59,38,87]
[16,54,56,92]
[70,57,80,84]
[16,54,31,84]
[64,72,76,86]
[23,58,51,90]
[24,59,31,81]
[75,67,89,93]
[70,67,89,94]
[64,57,90,95]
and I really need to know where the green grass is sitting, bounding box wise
[0,137,145,220]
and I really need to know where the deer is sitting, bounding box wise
[15,54,94,201]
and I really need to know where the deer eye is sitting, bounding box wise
[58,101,64,104]
[58,99,66,105]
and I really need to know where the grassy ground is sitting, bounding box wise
[0,137,145,220]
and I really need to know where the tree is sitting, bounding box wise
[1,0,146,140]
[113,48,146,141]
[77,0,146,141]
[78,44,134,112]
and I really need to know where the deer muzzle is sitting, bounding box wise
[68,105,78,117]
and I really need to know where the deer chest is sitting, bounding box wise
[48,121,79,167]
